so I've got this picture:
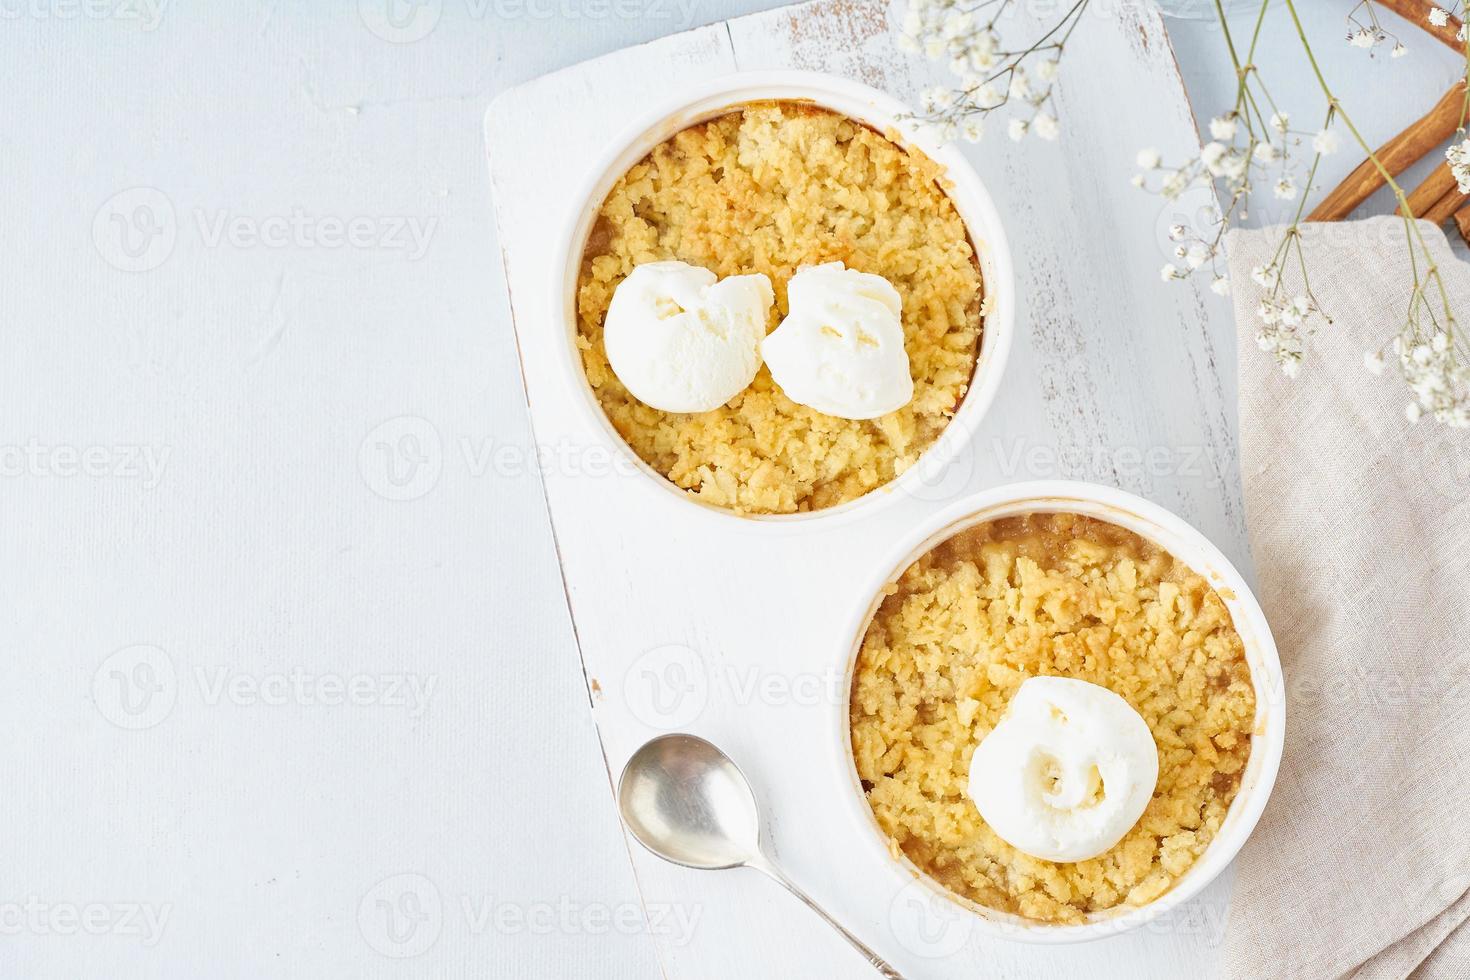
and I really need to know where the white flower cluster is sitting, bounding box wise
[1345,1,1406,55]
[1139,111,1338,291]
[1426,4,1470,41]
[1395,331,1470,426]
[897,0,1069,144]
[1447,138,1470,194]
[1160,222,1229,294]
[1250,264,1328,378]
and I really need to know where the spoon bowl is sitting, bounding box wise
[617,733,761,870]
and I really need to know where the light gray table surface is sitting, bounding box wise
[0,2,1458,978]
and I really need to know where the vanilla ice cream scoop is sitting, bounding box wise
[968,676,1159,863]
[760,262,913,419]
[604,261,774,414]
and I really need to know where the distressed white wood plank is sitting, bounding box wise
[486,2,1243,976]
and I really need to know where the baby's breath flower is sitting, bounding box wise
[1253,142,1279,163]
[1209,115,1237,140]
[1446,139,1470,193]
[1168,223,1187,240]
[1364,350,1385,375]
[1008,69,1031,101]
[1200,141,1228,173]
[1392,42,1407,57]
[1210,275,1230,296]
[1160,170,1188,198]
[943,11,973,38]
[1250,264,1276,288]
[1458,23,1467,41]
[1348,27,1376,48]
[1428,6,1450,26]
[897,1,1078,146]
[1270,111,1290,134]
[1136,147,1161,169]
[1008,118,1028,141]
[1312,129,1339,155]
[1161,264,1181,281]
[1185,243,1209,268]
[1406,401,1424,422]
[1274,176,1298,200]
[1130,174,1146,188]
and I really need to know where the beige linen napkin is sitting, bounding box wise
[1222,216,1470,980]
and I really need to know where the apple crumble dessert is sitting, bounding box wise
[576,102,983,514]
[849,513,1256,923]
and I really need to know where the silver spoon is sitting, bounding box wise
[617,733,906,979]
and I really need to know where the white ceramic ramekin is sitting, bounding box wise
[551,70,1015,526]
[833,481,1286,944]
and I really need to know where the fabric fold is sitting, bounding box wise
[1221,217,1470,980]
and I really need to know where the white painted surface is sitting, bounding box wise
[0,1,1433,977]
[487,1,1251,977]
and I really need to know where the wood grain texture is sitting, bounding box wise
[1403,160,1458,216]
[1423,186,1470,224]
[486,1,1248,976]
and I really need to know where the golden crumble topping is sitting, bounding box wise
[849,513,1255,923]
[575,103,983,514]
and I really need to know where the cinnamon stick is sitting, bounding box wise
[1309,83,1466,221]
[1422,186,1469,225]
[1400,161,1457,216]
[1454,202,1470,246]
[1374,0,1465,52]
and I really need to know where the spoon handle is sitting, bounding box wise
[747,854,907,980]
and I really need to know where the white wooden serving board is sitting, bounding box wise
[486,2,1244,976]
